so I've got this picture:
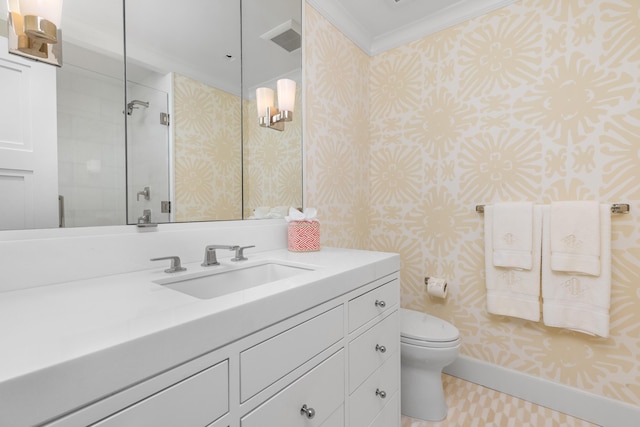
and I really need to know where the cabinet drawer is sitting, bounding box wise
[321,404,344,427]
[241,350,345,427]
[240,305,343,402]
[368,391,399,427]
[349,310,399,393]
[349,351,399,427]
[348,280,398,333]
[93,359,228,427]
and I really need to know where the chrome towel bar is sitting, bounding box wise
[475,203,630,215]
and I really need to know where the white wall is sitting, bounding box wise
[56,64,126,227]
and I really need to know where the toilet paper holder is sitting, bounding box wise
[425,276,448,298]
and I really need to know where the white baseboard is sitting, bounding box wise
[444,356,640,427]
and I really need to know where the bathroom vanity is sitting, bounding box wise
[0,247,400,427]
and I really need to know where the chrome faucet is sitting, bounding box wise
[151,256,186,273]
[232,245,255,261]
[201,245,238,267]
[201,244,256,266]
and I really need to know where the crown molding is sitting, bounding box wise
[307,0,519,56]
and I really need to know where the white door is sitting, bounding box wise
[0,37,59,230]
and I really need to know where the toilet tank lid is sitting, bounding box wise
[400,308,460,342]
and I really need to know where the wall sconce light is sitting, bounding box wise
[6,0,63,66]
[256,78,296,131]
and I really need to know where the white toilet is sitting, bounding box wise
[400,308,460,422]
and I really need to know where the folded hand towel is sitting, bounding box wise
[485,205,542,322]
[550,201,601,276]
[542,204,611,337]
[492,202,534,269]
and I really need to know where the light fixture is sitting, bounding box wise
[6,0,64,66]
[256,78,296,131]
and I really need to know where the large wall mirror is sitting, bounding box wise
[0,0,302,230]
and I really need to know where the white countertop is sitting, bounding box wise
[0,247,399,426]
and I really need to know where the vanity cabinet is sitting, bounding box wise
[40,273,400,427]
[347,280,400,427]
[92,360,229,427]
[241,350,345,427]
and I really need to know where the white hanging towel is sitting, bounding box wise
[542,204,612,337]
[492,202,534,269]
[550,201,601,276]
[485,205,542,322]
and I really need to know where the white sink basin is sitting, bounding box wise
[154,261,315,299]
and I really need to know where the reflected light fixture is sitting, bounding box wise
[256,78,296,131]
[6,0,63,66]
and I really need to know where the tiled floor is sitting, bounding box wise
[401,375,599,427]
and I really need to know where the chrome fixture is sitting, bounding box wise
[201,245,238,267]
[256,79,296,131]
[6,0,63,66]
[475,203,630,214]
[137,186,150,201]
[201,244,255,266]
[126,99,150,115]
[300,404,315,419]
[232,245,255,262]
[151,256,186,273]
[138,209,152,224]
[375,388,387,399]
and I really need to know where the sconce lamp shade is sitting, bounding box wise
[19,0,63,26]
[276,79,296,112]
[256,87,275,117]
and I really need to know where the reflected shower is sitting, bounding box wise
[126,100,149,115]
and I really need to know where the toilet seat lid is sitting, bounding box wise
[400,308,459,342]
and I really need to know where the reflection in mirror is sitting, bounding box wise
[125,0,243,224]
[242,0,303,219]
[0,0,125,229]
[0,0,302,230]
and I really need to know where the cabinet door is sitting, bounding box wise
[0,38,58,230]
[93,360,228,427]
[241,350,344,427]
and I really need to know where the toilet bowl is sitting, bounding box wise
[400,308,460,422]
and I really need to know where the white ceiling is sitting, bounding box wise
[1,0,518,91]
[306,0,518,56]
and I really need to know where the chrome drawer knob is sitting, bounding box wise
[374,299,386,308]
[300,404,316,419]
[375,344,386,353]
[375,388,387,399]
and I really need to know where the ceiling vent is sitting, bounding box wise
[260,19,302,53]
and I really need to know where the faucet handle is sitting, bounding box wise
[232,245,255,262]
[202,246,221,267]
[151,256,187,273]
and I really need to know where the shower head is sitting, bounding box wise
[126,100,150,115]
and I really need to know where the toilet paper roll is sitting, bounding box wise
[427,277,448,299]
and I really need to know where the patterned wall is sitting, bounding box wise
[173,73,242,221]
[304,6,371,249]
[305,0,640,407]
[243,87,303,218]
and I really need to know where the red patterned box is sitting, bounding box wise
[287,221,320,252]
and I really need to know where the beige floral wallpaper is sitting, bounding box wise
[243,87,303,218]
[173,73,302,221]
[305,0,640,407]
[173,73,242,221]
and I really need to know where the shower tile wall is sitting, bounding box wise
[57,65,126,227]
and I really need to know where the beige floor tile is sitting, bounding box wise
[400,375,599,427]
